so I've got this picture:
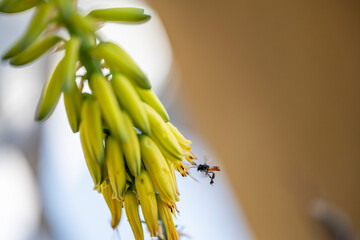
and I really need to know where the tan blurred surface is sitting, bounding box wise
[149,0,360,239]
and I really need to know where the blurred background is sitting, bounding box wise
[0,0,360,240]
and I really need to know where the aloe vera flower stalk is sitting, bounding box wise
[1,0,199,238]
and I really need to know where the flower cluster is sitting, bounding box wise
[1,0,197,239]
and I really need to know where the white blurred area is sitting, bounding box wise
[0,0,253,239]
[0,147,41,240]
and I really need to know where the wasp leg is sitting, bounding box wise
[208,171,216,185]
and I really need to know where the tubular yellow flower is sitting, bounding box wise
[101,180,123,229]
[149,134,191,177]
[61,37,81,92]
[124,188,144,240]
[104,136,126,201]
[92,42,151,89]
[88,7,151,24]
[144,104,184,158]
[81,93,104,165]
[79,122,103,188]
[139,135,178,205]
[119,110,142,177]
[35,59,65,121]
[166,122,197,165]
[157,195,179,240]
[166,122,192,149]
[135,88,170,122]
[111,73,150,134]
[89,73,128,142]
[135,169,158,237]
[64,82,82,133]
[2,1,57,59]
[9,35,62,66]
[0,0,41,13]
[167,161,180,196]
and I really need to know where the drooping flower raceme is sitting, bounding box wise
[0,0,197,239]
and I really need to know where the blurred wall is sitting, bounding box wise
[149,0,360,239]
